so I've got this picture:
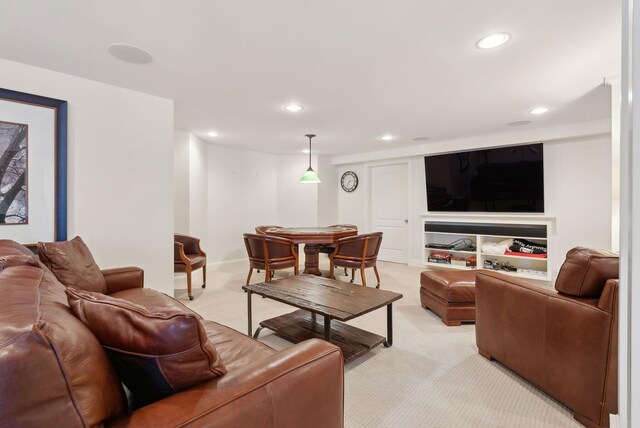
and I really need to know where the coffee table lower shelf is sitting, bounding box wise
[258,309,386,363]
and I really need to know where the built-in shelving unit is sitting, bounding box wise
[421,214,555,281]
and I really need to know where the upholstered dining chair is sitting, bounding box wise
[255,225,299,273]
[174,234,207,300]
[329,232,383,288]
[243,233,299,285]
[319,224,358,276]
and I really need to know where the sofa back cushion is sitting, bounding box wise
[0,239,36,256]
[0,264,127,427]
[555,247,619,298]
[37,236,107,293]
[66,288,227,408]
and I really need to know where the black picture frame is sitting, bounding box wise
[0,87,68,241]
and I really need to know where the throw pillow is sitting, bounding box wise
[66,288,227,408]
[37,236,107,293]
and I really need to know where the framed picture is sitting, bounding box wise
[0,88,67,243]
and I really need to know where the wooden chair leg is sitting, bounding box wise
[373,265,380,289]
[294,263,299,275]
[245,267,253,286]
[202,265,207,288]
[360,269,367,287]
[344,267,348,276]
[329,262,335,279]
[350,269,355,283]
[187,267,193,300]
[265,268,271,282]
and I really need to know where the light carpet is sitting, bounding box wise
[177,258,580,428]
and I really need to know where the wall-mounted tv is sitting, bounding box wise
[424,143,544,213]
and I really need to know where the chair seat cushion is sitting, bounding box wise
[249,258,297,270]
[420,270,477,303]
[66,288,227,409]
[174,254,206,272]
[333,258,377,269]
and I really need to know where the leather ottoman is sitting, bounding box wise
[420,270,477,326]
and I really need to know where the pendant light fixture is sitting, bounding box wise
[300,134,321,183]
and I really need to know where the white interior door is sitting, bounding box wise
[370,163,409,263]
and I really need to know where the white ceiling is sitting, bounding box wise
[0,0,620,156]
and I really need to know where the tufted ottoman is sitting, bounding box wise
[420,270,477,326]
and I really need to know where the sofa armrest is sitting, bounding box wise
[102,267,144,294]
[107,339,344,428]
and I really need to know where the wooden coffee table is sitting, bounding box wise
[243,274,403,362]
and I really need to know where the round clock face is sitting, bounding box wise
[341,171,358,192]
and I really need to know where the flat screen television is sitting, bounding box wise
[424,143,544,213]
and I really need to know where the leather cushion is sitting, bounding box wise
[201,320,276,372]
[555,247,619,297]
[109,287,202,319]
[0,239,34,256]
[0,254,39,272]
[37,236,107,293]
[66,288,227,408]
[420,270,477,303]
[0,264,127,426]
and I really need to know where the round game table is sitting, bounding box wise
[264,226,358,275]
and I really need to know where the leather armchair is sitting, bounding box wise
[174,234,207,300]
[476,247,619,428]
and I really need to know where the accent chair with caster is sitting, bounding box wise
[174,234,207,300]
[329,232,383,288]
[243,233,299,285]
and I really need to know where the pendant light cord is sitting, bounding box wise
[308,135,312,167]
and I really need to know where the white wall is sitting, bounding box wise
[337,164,366,230]
[189,134,208,241]
[317,155,339,226]
[173,141,339,265]
[544,135,612,272]
[335,133,612,278]
[173,130,190,233]
[276,155,319,227]
[0,58,175,294]
[206,144,278,263]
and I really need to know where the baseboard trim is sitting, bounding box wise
[174,258,247,279]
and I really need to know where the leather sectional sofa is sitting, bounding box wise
[476,247,619,428]
[0,239,344,427]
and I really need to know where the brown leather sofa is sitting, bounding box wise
[0,239,344,428]
[476,247,618,428]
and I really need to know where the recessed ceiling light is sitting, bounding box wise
[381,135,394,141]
[529,107,550,115]
[285,104,304,112]
[302,149,310,154]
[506,120,532,126]
[207,131,219,137]
[107,43,153,64]
[413,136,431,141]
[476,33,511,50]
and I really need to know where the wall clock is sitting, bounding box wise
[341,171,358,192]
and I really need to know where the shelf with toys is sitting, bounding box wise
[422,217,552,281]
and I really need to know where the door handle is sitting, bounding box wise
[404,219,408,224]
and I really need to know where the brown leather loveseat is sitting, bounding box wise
[476,247,618,428]
[0,239,344,428]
